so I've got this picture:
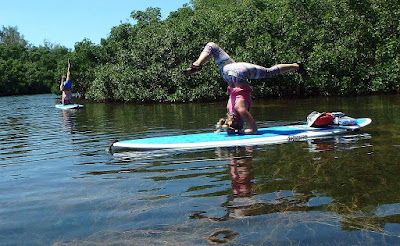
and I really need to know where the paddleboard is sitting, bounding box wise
[111,118,372,151]
[55,104,84,110]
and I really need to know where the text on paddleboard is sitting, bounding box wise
[287,134,308,141]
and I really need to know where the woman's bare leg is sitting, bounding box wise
[276,63,300,73]
[192,51,211,66]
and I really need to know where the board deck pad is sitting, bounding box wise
[112,118,372,150]
[55,104,84,110]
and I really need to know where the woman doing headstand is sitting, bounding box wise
[60,59,72,105]
[183,42,306,134]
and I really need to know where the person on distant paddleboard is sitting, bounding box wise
[183,42,307,134]
[60,59,72,105]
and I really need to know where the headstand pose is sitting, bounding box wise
[59,59,72,105]
[183,42,306,134]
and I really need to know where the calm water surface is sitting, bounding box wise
[1,94,400,245]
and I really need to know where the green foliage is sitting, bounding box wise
[1,0,400,100]
[0,26,70,96]
[0,44,27,95]
[0,26,27,46]
[66,39,104,94]
[131,7,162,24]
[82,0,400,102]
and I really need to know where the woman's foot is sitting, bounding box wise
[183,64,202,75]
[296,62,307,77]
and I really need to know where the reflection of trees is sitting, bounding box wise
[332,203,400,233]
[257,134,400,224]
[190,146,320,223]
[97,127,399,237]
[70,102,225,134]
[188,139,400,236]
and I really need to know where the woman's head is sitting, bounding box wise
[62,75,67,82]
[215,113,243,134]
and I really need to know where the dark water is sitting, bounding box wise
[1,94,400,245]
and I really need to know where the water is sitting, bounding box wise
[1,94,400,245]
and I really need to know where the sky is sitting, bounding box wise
[0,0,190,49]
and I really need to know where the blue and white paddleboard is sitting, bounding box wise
[55,104,84,110]
[111,118,372,151]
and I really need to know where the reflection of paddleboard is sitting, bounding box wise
[55,104,84,110]
[111,118,372,151]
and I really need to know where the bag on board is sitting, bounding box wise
[307,111,357,127]
[307,111,334,127]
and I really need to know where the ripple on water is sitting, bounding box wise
[2,94,400,245]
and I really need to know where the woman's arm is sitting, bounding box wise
[66,59,71,81]
[60,75,65,91]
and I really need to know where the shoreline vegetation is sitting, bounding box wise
[1,0,399,102]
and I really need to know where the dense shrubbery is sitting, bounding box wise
[1,0,399,100]
[0,26,70,96]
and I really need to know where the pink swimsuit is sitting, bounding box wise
[227,86,252,115]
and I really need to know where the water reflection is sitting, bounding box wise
[4,94,399,245]
[182,134,400,240]
[61,110,75,134]
[306,133,372,153]
[112,150,173,161]
[228,147,254,199]
[190,146,323,223]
